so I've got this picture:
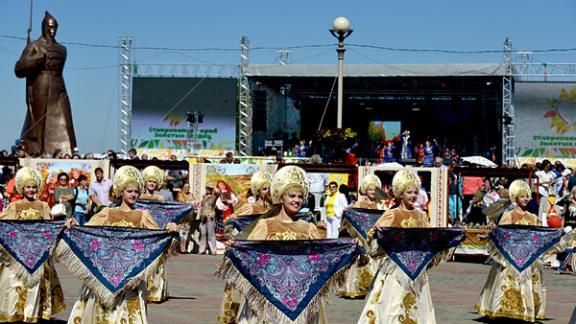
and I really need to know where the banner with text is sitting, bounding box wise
[515,82,576,158]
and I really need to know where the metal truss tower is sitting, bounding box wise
[238,36,252,156]
[119,37,134,155]
[502,37,515,166]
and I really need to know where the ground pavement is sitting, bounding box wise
[51,254,576,323]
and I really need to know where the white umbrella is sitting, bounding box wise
[461,156,498,168]
[377,162,404,168]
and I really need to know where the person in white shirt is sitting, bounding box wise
[308,172,328,212]
[321,181,349,238]
[535,160,556,225]
[89,167,112,208]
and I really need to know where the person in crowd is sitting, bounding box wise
[106,150,118,161]
[220,152,240,164]
[358,169,435,323]
[83,152,94,160]
[71,153,81,159]
[321,181,349,239]
[475,180,547,322]
[10,139,25,156]
[463,190,487,225]
[176,182,196,253]
[198,182,218,255]
[234,166,326,323]
[297,139,310,157]
[423,140,435,167]
[482,180,501,207]
[462,175,484,212]
[139,166,169,303]
[308,167,328,212]
[65,166,177,322]
[89,167,113,210]
[535,159,557,224]
[4,167,23,203]
[128,148,139,160]
[562,186,576,229]
[167,155,186,199]
[0,167,65,322]
[141,153,149,160]
[383,142,395,163]
[53,172,75,219]
[73,175,91,225]
[447,168,462,223]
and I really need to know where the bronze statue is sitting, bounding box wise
[14,11,77,156]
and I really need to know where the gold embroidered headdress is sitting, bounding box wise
[250,170,273,195]
[15,167,42,194]
[271,166,309,204]
[360,174,382,195]
[509,180,531,203]
[113,166,144,197]
[142,166,164,189]
[392,169,421,199]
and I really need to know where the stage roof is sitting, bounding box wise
[246,63,507,78]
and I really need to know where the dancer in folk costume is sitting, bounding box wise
[65,166,177,323]
[0,167,65,322]
[475,180,551,322]
[218,170,273,323]
[358,169,438,323]
[340,174,383,298]
[140,166,170,303]
[234,166,327,323]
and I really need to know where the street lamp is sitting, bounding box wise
[330,17,353,129]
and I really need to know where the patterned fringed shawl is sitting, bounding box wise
[217,239,363,323]
[0,220,64,284]
[342,208,383,246]
[134,200,194,228]
[489,225,564,274]
[374,227,465,282]
[226,214,263,233]
[55,226,176,307]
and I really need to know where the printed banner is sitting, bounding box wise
[515,82,576,158]
[131,77,237,155]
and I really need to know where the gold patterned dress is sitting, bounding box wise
[0,200,65,323]
[235,215,327,324]
[218,199,272,323]
[475,209,546,322]
[340,200,381,298]
[358,207,436,324]
[139,194,169,303]
[67,206,160,324]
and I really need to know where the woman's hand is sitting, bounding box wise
[353,237,363,247]
[65,218,78,228]
[165,222,179,233]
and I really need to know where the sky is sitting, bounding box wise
[1,0,575,154]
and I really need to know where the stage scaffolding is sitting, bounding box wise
[118,36,576,160]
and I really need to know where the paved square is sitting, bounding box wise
[51,254,576,323]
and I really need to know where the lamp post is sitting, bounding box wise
[330,17,353,129]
